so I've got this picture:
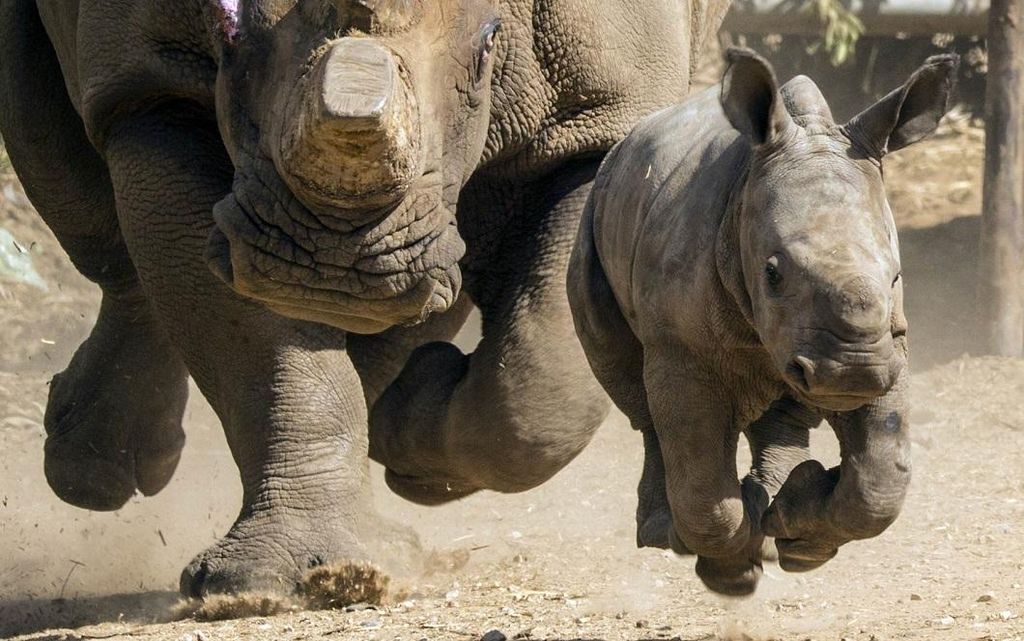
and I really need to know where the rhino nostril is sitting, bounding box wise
[786,356,816,392]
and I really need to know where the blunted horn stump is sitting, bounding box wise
[281,37,421,210]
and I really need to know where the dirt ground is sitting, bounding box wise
[2,83,1023,640]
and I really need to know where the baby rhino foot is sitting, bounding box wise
[761,460,843,571]
[691,477,772,597]
[44,297,188,511]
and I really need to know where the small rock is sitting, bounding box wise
[930,615,955,629]
[910,593,922,601]
[481,630,508,641]
[998,610,1018,621]
[194,632,210,641]
[635,620,649,629]
[361,619,383,630]
[977,592,995,602]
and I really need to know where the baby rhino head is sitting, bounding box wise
[720,48,958,411]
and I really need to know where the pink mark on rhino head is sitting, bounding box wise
[214,0,240,42]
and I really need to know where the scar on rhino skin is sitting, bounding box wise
[884,411,902,433]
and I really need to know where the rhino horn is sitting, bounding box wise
[279,37,421,212]
[780,76,834,124]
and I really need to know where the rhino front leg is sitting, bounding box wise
[0,0,188,511]
[105,106,403,597]
[741,396,817,563]
[369,161,610,505]
[762,371,910,571]
[642,352,766,595]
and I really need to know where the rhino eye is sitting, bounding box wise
[473,18,502,86]
[765,255,784,292]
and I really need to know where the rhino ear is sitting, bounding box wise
[720,47,794,145]
[845,54,959,157]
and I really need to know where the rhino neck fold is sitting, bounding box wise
[714,170,757,338]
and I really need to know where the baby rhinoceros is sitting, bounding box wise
[567,48,958,596]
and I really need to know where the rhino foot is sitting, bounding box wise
[383,469,480,507]
[637,508,674,549]
[761,460,844,572]
[695,554,763,597]
[44,294,189,511]
[181,507,422,599]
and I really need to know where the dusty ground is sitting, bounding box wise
[2,88,1023,640]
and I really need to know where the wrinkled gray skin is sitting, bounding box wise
[568,49,958,595]
[0,0,729,596]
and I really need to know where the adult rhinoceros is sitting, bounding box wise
[0,0,728,596]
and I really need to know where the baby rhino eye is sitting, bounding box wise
[765,254,784,291]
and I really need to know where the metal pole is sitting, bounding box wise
[980,0,1024,356]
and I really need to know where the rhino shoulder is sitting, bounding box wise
[590,85,748,331]
[36,0,218,148]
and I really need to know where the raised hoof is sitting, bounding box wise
[695,555,763,597]
[637,508,673,549]
[384,469,479,506]
[774,538,838,572]
[42,312,188,511]
[43,446,139,512]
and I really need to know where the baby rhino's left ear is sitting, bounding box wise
[845,54,960,158]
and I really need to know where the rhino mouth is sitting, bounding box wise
[781,332,906,412]
[204,165,464,333]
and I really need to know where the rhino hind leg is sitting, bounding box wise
[563,190,672,549]
[0,0,188,511]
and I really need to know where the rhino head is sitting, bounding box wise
[719,49,957,411]
[203,0,502,332]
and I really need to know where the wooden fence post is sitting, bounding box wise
[980,0,1024,356]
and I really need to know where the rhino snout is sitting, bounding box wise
[785,344,903,411]
[204,182,464,333]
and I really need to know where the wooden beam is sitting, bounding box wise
[980,0,1024,356]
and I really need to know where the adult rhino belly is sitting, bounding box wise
[482,0,697,177]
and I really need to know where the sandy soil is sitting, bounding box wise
[2,91,1023,640]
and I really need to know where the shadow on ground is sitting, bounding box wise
[900,215,983,370]
[0,592,181,638]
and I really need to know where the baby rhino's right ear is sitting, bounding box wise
[720,47,794,146]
